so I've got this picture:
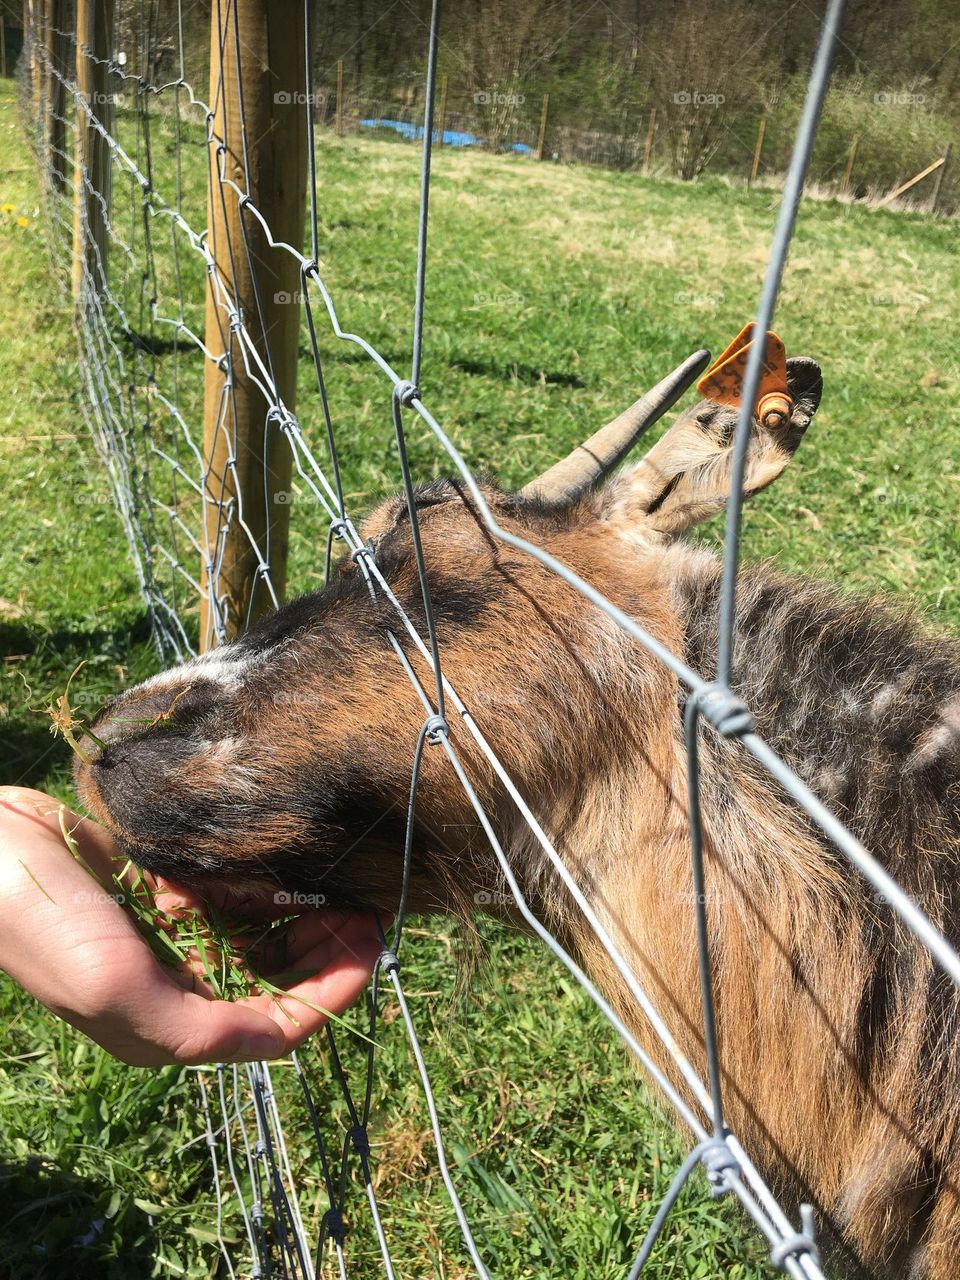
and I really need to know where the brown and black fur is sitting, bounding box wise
[75,360,960,1279]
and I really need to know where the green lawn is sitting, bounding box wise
[0,69,958,1280]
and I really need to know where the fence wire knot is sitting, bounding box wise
[323,1206,346,1245]
[424,713,448,744]
[770,1206,820,1271]
[350,539,376,565]
[689,684,756,738]
[350,1124,371,1157]
[393,379,419,407]
[699,1136,740,1196]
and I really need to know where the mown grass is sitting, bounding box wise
[0,68,958,1280]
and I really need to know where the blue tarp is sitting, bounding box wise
[359,118,532,154]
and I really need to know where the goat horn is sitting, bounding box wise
[521,348,712,505]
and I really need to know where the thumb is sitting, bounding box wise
[149,988,287,1066]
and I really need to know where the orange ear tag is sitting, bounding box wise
[696,322,793,429]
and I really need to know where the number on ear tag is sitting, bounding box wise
[696,322,793,429]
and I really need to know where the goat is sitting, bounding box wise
[75,343,960,1279]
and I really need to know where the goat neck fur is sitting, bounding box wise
[75,359,960,1278]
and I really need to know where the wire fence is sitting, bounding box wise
[17,0,960,1277]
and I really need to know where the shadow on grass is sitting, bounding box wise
[312,343,588,389]
[0,616,158,789]
[0,1157,159,1280]
[450,357,587,388]
[0,715,69,788]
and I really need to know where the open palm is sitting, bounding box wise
[0,787,381,1066]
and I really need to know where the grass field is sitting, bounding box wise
[1,67,959,1280]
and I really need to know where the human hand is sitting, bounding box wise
[0,787,381,1066]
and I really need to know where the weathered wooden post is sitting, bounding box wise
[71,0,113,304]
[28,0,41,106]
[749,115,766,186]
[876,154,949,210]
[44,0,68,192]
[535,92,549,160]
[335,55,343,136]
[840,132,859,197]
[200,0,307,649]
[641,106,656,176]
[436,71,448,147]
[929,143,951,215]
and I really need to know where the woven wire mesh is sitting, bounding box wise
[19,0,960,1276]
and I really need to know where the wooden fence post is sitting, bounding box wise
[29,0,41,105]
[436,71,448,147]
[929,143,951,215]
[876,155,948,210]
[71,0,113,304]
[840,132,859,197]
[335,56,343,135]
[200,0,307,649]
[1,12,7,78]
[749,115,766,186]
[535,92,549,160]
[641,106,656,176]
[44,0,67,191]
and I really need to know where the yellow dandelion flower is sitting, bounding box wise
[16,217,29,227]
[0,203,14,212]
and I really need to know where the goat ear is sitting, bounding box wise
[600,355,822,537]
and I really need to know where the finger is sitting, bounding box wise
[244,910,383,974]
[0,788,122,878]
[131,927,381,1065]
[108,983,293,1066]
[149,877,206,916]
[242,932,382,1055]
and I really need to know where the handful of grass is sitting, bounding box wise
[37,667,372,1043]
